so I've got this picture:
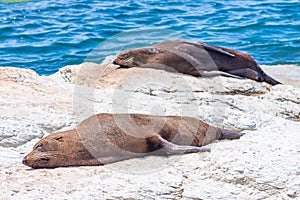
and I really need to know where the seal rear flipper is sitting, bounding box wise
[227,68,262,82]
[153,135,211,154]
[221,129,244,140]
[262,72,281,85]
[227,68,281,85]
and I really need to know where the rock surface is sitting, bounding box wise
[0,61,299,199]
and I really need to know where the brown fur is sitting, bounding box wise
[23,113,242,169]
[113,41,280,85]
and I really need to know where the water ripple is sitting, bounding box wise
[0,0,299,74]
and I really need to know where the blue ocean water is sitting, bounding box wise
[0,0,299,75]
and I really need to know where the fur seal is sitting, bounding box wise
[113,41,281,85]
[23,113,243,169]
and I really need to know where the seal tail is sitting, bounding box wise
[156,135,211,154]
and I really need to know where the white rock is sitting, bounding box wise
[0,63,299,199]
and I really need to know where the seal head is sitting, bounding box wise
[114,48,161,68]
[22,130,100,168]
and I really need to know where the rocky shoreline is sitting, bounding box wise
[0,60,299,199]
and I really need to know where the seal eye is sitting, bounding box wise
[35,144,44,151]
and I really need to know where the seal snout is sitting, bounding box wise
[113,53,134,67]
[113,56,127,68]
[22,157,28,166]
[112,57,120,65]
[22,154,33,167]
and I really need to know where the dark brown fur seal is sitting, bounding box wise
[113,41,281,85]
[23,113,243,169]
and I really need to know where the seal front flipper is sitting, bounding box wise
[185,41,235,57]
[149,135,211,154]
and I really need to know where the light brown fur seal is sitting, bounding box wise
[113,41,281,85]
[23,113,243,169]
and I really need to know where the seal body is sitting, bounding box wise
[23,113,243,168]
[113,41,281,85]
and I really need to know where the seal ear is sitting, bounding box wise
[149,135,211,154]
[54,136,64,142]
